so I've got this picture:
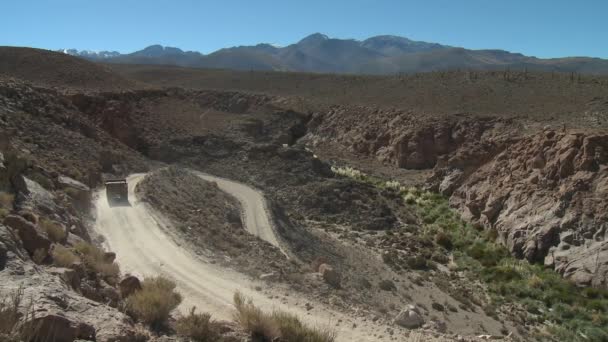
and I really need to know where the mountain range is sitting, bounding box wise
[60,33,608,75]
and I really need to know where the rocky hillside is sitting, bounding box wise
[0,139,147,341]
[0,47,138,92]
[431,129,608,287]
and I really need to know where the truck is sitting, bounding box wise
[105,179,128,205]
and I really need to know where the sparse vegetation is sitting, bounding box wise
[74,242,120,284]
[0,192,14,209]
[27,172,54,190]
[175,307,222,342]
[233,292,336,342]
[126,276,183,329]
[0,287,39,341]
[40,218,66,243]
[0,288,23,336]
[333,166,608,341]
[330,166,366,181]
[0,192,14,219]
[51,245,80,267]
[32,248,47,264]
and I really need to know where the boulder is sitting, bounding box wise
[66,232,85,247]
[394,305,424,329]
[27,313,96,342]
[0,223,26,270]
[100,281,121,307]
[48,267,81,291]
[3,214,51,257]
[18,177,58,213]
[259,272,279,281]
[310,256,328,272]
[103,252,116,263]
[318,263,341,288]
[57,175,92,212]
[438,169,463,195]
[119,275,142,298]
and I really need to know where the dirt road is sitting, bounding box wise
[93,172,404,341]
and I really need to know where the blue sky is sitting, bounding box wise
[2,0,607,58]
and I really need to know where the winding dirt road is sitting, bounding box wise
[93,172,396,341]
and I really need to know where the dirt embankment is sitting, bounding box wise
[135,167,291,277]
[0,77,148,185]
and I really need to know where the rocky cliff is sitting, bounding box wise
[432,129,608,287]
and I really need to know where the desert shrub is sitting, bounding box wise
[175,307,221,342]
[434,231,453,250]
[233,292,335,342]
[466,240,507,267]
[331,166,608,340]
[63,187,80,197]
[126,276,183,329]
[233,292,280,339]
[406,256,431,270]
[0,288,41,341]
[0,288,22,335]
[28,173,54,190]
[40,219,66,243]
[32,248,47,264]
[404,193,417,204]
[0,192,14,209]
[330,166,366,181]
[74,242,120,283]
[51,245,80,267]
[272,311,336,342]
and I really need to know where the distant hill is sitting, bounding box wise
[60,33,608,75]
[0,47,136,91]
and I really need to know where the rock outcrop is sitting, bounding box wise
[3,214,51,258]
[394,305,424,329]
[433,130,608,287]
[0,228,141,342]
[305,105,519,170]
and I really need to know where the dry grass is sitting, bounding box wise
[0,288,22,335]
[74,242,120,284]
[175,307,222,342]
[0,287,41,341]
[126,276,183,329]
[0,192,14,209]
[51,245,80,267]
[233,292,336,342]
[40,218,66,243]
[32,248,47,265]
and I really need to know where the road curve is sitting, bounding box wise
[93,172,394,342]
[194,171,283,252]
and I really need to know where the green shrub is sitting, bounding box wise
[126,276,183,329]
[466,240,507,267]
[327,166,608,340]
[175,307,221,342]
